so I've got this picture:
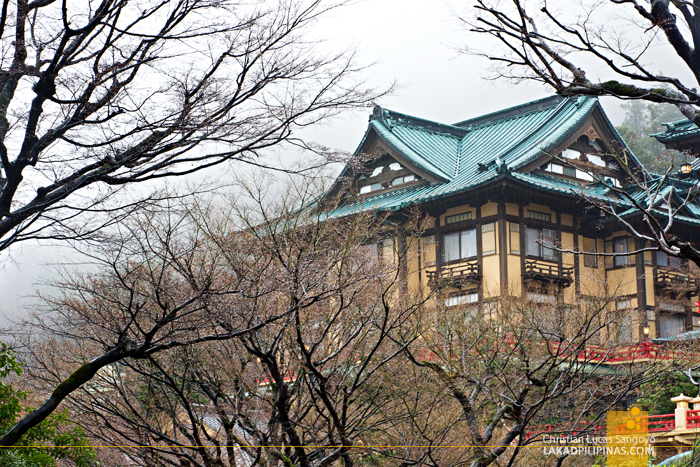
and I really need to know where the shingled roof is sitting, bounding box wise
[327,96,700,225]
[652,119,700,145]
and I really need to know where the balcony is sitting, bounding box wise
[523,260,574,288]
[655,269,699,293]
[426,260,481,288]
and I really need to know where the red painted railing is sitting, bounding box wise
[525,421,605,440]
[687,410,700,429]
[575,341,664,364]
[525,414,677,440]
[648,414,675,433]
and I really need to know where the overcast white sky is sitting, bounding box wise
[0,0,657,320]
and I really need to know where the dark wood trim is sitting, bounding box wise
[416,232,422,288]
[440,218,479,233]
[399,230,408,293]
[436,214,442,271]
[556,212,563,275]
[650,247,658,337]
[356,179,427,199]
[476,203,484,308]
[573,216,581,299]
[635,238,648,341]
[375,138,446,183]
[508,214,573,232]
[519,205,527,294]
[498,200,509,297]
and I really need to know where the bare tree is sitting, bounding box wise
[382,291,663,467]
[19,175,435,465]
[465,0,700,126]
[0,0,383,252]
[461,1,700,269]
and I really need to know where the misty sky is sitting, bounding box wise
[0,0,675,320]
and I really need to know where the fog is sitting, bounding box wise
[0,0,668,322]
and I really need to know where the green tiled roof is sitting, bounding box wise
[651,119,699,143]
[327,95,700,225]
[654,329,700,342]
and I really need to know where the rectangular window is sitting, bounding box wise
[526,226,539,257]
[659,302,685,313]
[482,223,496,255]
[526,292,556,304]
[360,243,380,265]
[547,163,564,174]
[611,237,636,267]
[461,229,477,259]
[613,237,628,266]
[444,292,479,307]
[443,232,460,263]
[445,212,472,224]
[391,174,417,186]
[442,229,477,263]
[509,223,520,255]
[541,229,557,261]
[527,210,551,222]
[583,237,598,268]
[563,166,576,177]
[422,236,436,267]
[575,169,594,181]
[526,227,558,260]
[659,314,686,338]
[656,251,681,268]
[360,183,382,194]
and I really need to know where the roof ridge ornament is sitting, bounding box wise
[495,157,510,173]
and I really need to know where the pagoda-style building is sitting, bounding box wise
[325,95,700,341]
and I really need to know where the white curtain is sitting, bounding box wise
[659,314,685,338]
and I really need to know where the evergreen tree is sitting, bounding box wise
[0,344,96,467]
[615,102,684,173]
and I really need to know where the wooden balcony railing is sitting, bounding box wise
[655,269,700,292]
[523,260,574,288]
[426,260,481,288]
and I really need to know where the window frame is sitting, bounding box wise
[582,237,598,268]
[443,291,479,307]
[656,250,682,269]
[442,228,478,264]
[525,226,559,262]
[604,237,636,269]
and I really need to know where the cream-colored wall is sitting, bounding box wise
[606,267,638,297]
[482,222,498,256]
[481,202,498,218]
[406,237,421,295]
[440,205,475,225]
[561,214,573,227]
[578,237,606,297]
[505,203,519,216]
[482,255,500,298]
[524,203,556,220]
[645,266,655,307]
[382,237,396,266]
[507,255,522,296]
[561,232,574,266]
